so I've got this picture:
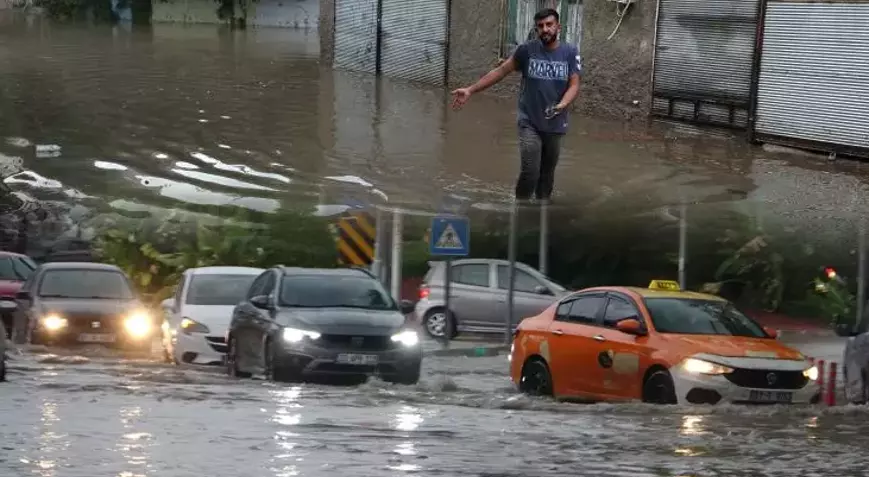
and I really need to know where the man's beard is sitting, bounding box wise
[538,32,558,45]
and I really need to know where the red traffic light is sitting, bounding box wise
[824,267,837,279]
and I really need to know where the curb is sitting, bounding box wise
[423,344,510,358]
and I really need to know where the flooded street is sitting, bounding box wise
[2,336,867,477]
[2,13,869,230]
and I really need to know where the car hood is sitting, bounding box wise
[39,298,143,318]
[666,334,804,360]
[0,280,22,298]
[178,305,236,330]
[277,307,406,335]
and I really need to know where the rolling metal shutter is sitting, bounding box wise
[753,0,869,157]
[379,0,449,85]
[333,0,378,74]
[652,0,760,128]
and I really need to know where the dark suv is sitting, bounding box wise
[225,266,421,384]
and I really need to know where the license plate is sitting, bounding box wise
[749,390,793,403]
[336,353,378,365]
[78,333,116,343]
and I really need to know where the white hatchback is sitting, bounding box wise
[161,266,264,365]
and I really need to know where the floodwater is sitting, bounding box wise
[1,336,867,477]
[2,12,869,247]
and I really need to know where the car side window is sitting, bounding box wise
[567,295,605,325]
[555,299,574,321]
[449,264,489,287]
[602,295,640,328]
[247,272,270,298]
[262,272,277,297]
[0,258,16,280]
[496,265,544,293]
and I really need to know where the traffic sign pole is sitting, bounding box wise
[429,215,470,347]
[442,258,452,348]
[506,201,518,345]
[678,203,687,290]
[539,201,549,275]
[390,211,403,300]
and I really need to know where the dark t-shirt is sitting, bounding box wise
[513,40,581,135]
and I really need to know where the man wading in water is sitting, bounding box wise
[451,8,581,204]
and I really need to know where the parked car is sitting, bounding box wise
[0,251,38,339]
[226,266,420,384]
[161,266,264,365]
[13,262,154,350]
[414,258,569,338]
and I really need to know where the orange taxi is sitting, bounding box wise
[509,280,821,405]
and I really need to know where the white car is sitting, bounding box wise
[162,266,264,365]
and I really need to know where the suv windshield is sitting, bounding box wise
[279,275,395,310]
[39,270,134,300]
[186,274,258,306]
[645,298,768,338]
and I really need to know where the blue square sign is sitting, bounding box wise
[429,216,470,256]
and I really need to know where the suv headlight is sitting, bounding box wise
[803,365,819,381]
[282,327,321,343]
[179,317,209,335]
[124,312,153,338]
[681,358,734,375]
[391,330,419,347]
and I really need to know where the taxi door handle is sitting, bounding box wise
[552,329,564,336]
[593,335,606,342]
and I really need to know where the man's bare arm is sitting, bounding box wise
[467,56,519,94]
[555,73,581,110]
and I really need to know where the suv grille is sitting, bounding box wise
[318,334,393,351]
[725,368,808,389]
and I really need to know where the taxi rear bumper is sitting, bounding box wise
[672,368,821,405]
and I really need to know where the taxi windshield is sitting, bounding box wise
[645,298,768,338]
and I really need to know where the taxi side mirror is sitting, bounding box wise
[763,326,779,339]
[615,318,646,336]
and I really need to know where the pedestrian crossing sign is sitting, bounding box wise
[429,216,470,256]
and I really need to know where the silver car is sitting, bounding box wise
[414,258,568,338]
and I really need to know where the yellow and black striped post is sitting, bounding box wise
[335,210,376,266]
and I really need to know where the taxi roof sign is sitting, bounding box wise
[648,280,681,291]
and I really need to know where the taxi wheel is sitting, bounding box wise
[519,358,553,397]
[642,370,678,405]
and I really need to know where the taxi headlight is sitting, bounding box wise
[179,317,209,335]
[803,365,819,381]
[123,312,152,338]
[282,327,321,343]
[390,330,419,347]
[681,358,734,375]
[41,314,68,331]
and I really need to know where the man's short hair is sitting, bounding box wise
[533,8,559,23]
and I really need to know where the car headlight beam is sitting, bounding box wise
[803,365,819,381]
[179,317,209,335]
[681,358,734,375]
[390,330,419,347]
[124,312,153,338]
[282,327,321,343]
[41,314,68,331]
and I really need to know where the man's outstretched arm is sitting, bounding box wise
[466,56,519,94]
[452,54,521,109]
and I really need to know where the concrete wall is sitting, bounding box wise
[446,0,519,95]
[578,0,656,121]
[153,0,319,28]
